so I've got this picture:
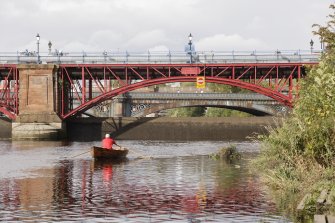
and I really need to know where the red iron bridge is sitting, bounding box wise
[0,50,320,120]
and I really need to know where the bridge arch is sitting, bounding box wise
[63,76,291,119]
[131,102,286,117]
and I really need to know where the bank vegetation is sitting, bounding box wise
[254,4,335,220]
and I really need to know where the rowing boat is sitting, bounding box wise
[91,146,128,160]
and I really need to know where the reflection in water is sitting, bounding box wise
[53,160,74,206]
[11,140,70,150]
[0,141,290,222]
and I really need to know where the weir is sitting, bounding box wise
[66,116,276,141]
[1,116,275,141]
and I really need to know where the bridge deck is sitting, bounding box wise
[1,50,320,64]
[0,50,320,119]
[125,92,275,101]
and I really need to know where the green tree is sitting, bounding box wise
[312,4,335,51]
[206,83,251,93]
[167,107,205,117]
[255,5,335,217]
[259,4,335,166]
[205,107,251,117]
[254,4,335,216]
[291,4,335,166]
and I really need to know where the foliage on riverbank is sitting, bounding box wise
[254,4,335,219]
[167,106,205,117]
[209,145,241,161]
[167,106,251,117]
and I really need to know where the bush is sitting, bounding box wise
[209,145,241,162]
[254,4,335,217]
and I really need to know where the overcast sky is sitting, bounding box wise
[0,0,333,53]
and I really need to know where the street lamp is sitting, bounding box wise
[48,41,52,55]
[188,33,193,63]
[310,39,314,53]
[36,33,40,64]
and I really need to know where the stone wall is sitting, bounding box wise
[66,117,276,141]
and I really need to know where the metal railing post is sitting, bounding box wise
[0,50,320,64]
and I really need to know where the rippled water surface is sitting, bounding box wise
[0,140,291,222]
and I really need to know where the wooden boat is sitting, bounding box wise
[91,146,128,160]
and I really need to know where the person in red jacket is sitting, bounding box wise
[102,134,118,150]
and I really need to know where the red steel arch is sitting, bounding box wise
[62,76,292,119]
[0,65,19,120]
[59,63,315,119]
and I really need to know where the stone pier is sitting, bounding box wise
[12,64,66,140]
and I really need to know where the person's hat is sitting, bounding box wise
[105,133,110,138]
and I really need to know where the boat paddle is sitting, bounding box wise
[70,149,91,158]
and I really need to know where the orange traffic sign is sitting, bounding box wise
[196,76,205,88]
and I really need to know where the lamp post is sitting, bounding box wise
[48,41,52,55]
[188,33,193,63]
[103,50,108,63]
[36,33,40,64]
[310,39,314,53]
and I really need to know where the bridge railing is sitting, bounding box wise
[0,50,320,64]
[124,92,275,101]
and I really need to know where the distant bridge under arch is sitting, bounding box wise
[122,92,288,117]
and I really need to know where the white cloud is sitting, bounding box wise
[0,0,333,52]
[148,45,170,52]
[195,34,268,51]
[113,0,200,10]
[61,41,100,52]
[246,16,264,31]
[124,30,170,50]
[90,30,124,49]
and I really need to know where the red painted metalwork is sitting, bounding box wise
[58,62,317,119]
[0,65,18,120]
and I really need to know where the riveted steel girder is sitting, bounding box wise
[58,62,315,119]
[0,65,19,120]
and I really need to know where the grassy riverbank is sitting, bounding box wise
[253,4,335,221]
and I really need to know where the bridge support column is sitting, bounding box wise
[12,64,66,140]
[110,95,127,117]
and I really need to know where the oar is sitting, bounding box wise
[70,149,91,158]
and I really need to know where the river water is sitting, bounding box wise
[0,140,291,222]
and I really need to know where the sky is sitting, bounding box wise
[0,0,333,53]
